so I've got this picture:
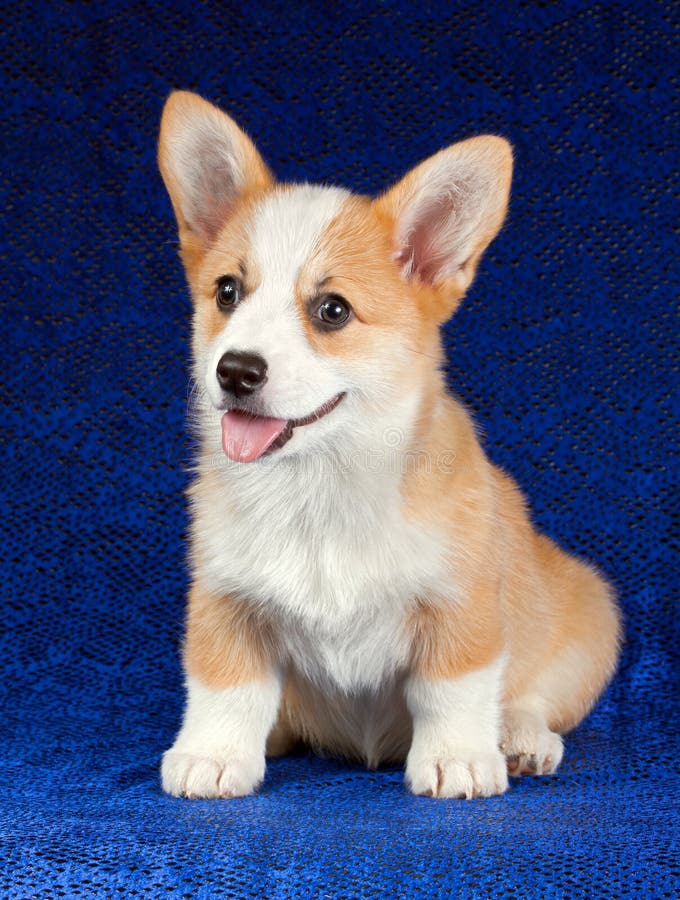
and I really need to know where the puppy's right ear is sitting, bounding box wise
[158,91,273,264]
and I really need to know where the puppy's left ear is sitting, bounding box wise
[374,136,512,312]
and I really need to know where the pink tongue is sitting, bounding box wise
[221,410,288,462]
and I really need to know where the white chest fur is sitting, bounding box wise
[193,454,448,692]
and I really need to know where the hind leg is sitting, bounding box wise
[500,625,612,778]
[500,701,564,776]
[500,616,618,778]
[501,547,620,777]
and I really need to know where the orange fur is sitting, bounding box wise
[183,581,276,688]
[402,396,621,726]
[410,588,505,680]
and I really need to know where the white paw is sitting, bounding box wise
[406,749,509,799]
[501,710,564,776]
[161,748,265,799]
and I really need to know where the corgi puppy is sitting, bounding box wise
[157,91,621,800]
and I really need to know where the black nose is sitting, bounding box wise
[216,351,268,397]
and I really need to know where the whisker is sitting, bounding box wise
[403,345,443,363]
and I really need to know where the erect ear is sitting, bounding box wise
[374,136,512,309]
[158,91,273,257]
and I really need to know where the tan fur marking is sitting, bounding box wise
[521,536,623,732]
[184,581,276,688]
[292,196,411,348]
[290,196,450,424]
[401,401,619,726]
[410,584,505,681]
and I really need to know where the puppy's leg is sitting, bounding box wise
[405,592,508,799]
[500,541,620,777]
[162,583,280,799]
[530,546,621,736]
[500,701,564,776]
[162,675,280,798]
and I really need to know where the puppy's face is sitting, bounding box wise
[158,93,512,463]
[192,187,429,462]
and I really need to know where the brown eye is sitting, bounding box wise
[215,275,241,311]
[315,295,352,328]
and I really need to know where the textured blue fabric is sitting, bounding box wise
[1,1,677,897]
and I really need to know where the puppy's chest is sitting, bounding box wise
[197,469,448,689]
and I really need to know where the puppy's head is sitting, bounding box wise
[158,92,512,464]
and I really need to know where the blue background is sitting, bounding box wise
[1,1,677,896]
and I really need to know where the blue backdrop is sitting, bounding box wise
[1,1,677,897]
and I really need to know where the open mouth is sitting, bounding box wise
[221,393,345,463]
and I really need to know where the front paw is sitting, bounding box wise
[161,748,265,799]
[406,749,509,799]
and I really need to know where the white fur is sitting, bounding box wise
[162,674,281,798]
[405,658,509,798]
[194,442,450,693]
[181,184,507,792]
